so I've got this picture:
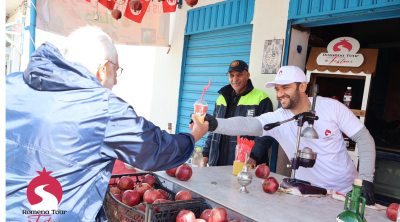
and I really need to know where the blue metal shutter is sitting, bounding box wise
[288,0,400,27]
[176,25,253,148]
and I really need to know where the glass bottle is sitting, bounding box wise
[343,87,353,109]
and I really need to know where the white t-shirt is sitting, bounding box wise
[256,97,364,193]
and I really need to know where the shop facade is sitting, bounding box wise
[150,0,400,205]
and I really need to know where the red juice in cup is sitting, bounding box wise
[194,100,208,123]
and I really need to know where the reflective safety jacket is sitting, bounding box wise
[202,80,273,166]
[6,42,194,221]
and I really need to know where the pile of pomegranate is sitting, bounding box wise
[176,207,245,222]
[254,164,279,194]
[110,176,245,222]
[166,163,193,181]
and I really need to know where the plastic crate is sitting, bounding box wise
[104,172,210,222]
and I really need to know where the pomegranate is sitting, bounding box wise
[387,203,399,221]
[120,189,128,197]
[109,177,119,185]
[129,0,142,12]
[195,220,206,222]
[110,187,121,195]
[143,189,162,203]
[185,0,198,7]
[166,167,178,177]
[209,207,228,222]
[142,174,156,187]
[176,163,193,181]
[255,163,270,178]
[112,194,123,208]
[111,9,122,20]
[122,190,140,207]
[113,194,122,202]
[152,199,172,213]
[137,204,146,213]
[200,209,212,221]
[118,176,134,190]
[135,205,146,222]
[176,210,196,222]
[118,205,128,217]
[175,190,193,201]
[135,183,152,198]
[157,189,169,199]
[262,177,279,194]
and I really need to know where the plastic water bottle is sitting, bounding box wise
[343,87,352,109]
[192,147,204,167]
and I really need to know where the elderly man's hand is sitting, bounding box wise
[190,114,209,142]
[247,157,257,170]
[203,157,209,166]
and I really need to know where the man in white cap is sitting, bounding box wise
[204,66,376,205]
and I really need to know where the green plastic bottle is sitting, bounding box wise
[336,179,367,222]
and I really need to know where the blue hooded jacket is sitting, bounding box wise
[6,42,195,221]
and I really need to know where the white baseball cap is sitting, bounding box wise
[264,66,308,88]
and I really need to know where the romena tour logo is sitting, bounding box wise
[23,167,66,222]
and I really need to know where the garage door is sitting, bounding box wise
[176,25,253,148]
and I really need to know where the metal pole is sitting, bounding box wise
[291,126,302,178]
[29,0,37,59]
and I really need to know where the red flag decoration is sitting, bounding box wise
[162,0,178,13]
[84,0,115,10]
[99,0,116,10]
[124,0,150,23]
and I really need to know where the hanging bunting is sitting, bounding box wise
[84,0,116,10]
[124,0,150,23]
[162,0,177,13]
[36,0,169,46]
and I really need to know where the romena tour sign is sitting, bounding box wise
[317,37,364,67]
[24,168,66,222]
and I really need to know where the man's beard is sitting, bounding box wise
[278,89,300,109]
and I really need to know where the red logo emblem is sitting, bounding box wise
[27,168,63,211]
[325,129,331,136]
[333,39,352,52]
[278,70,283,76]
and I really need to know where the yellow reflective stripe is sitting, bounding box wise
[216,95,227,106]
[237,89,269,106]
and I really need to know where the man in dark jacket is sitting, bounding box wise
[202,60,274,167]
[6,26,208,222]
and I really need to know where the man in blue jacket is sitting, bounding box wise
[6,26,208,222]
[202,60,274,167]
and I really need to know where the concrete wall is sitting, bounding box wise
[149,0,291,133]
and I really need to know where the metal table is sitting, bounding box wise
[155,166,388,222]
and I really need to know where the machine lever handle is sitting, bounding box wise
[263,122,280,131]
